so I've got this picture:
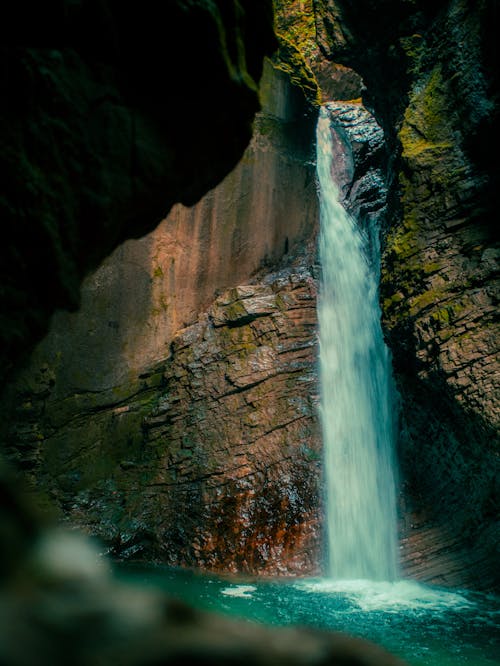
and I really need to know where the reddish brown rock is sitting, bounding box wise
[11,266,322,575]
[4,62,322,575]
[131,269,322,574]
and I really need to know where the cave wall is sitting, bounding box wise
[4,62,324,573]
[314,0,499,590]
[0,0,276,384]
[6,46,394,576]
[8,62,317,394]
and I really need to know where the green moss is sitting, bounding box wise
[383,292,404,312]
[236,341,258,358]
[399,33,425,74]
[423,262,441,274]
[399,65,454,168]
[409,293,467,321]
[272,35,320,107]
[274,0,317,61]
[224,300,249,322]
[408,289,440,315]
[384,208,420,263]
[430,307,451,324]
[384,65,475,333]
[399,65,456,163]
[152,265,163,279]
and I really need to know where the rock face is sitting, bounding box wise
[6,88,393,576]
[6,61,318,394]
[315,0,499,590]
[4,62,322,574]
[0,0,276,382]
[83,270,321,573]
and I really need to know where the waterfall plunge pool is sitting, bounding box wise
[115,564,499,666]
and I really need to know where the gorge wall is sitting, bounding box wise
[0,0,277,580]
[0,0,276,384]
[5,79,392,577]
[4,61,325,574]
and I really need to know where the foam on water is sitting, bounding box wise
[295,578,474,612]
[221,585,256,598]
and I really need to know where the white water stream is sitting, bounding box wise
[317,105,398,581]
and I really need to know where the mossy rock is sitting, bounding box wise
[272,35,320,107]
[273,0,317,61]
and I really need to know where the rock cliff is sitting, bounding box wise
[0,0,276,383]
[4,61,323,574]
[5,82,393,576]
[81,270,321,574]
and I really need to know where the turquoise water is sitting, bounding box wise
[115,564,499,666]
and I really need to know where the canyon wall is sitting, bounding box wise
[0,0,276,384]
[8,61,317,394]
[315,0,499,590]
[6,81,392,577]
[5,62,324,574]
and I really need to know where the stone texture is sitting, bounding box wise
[315,0,499,590]
[4,85,392,580]
[4,62,322,575]
[10,267,322,575]
[274,0,364,102]
[0,4,413,664]
[6,61,318,395]
[116,268,321,574]
[4,0,498,596]
[321,102,388,231]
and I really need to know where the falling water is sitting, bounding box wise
[316,105,398,581]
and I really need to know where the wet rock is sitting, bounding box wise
[320,102,388,232]
[3,61,321,575]
[55,266,321,576]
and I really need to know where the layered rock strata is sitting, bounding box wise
[5,62,322,574]
[8,268,322,574]
[7,93,394,578]
[5,71,398,577]
[71,269,321,573]
[6,0,498,592]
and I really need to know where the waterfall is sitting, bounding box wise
[316,105,398,581]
